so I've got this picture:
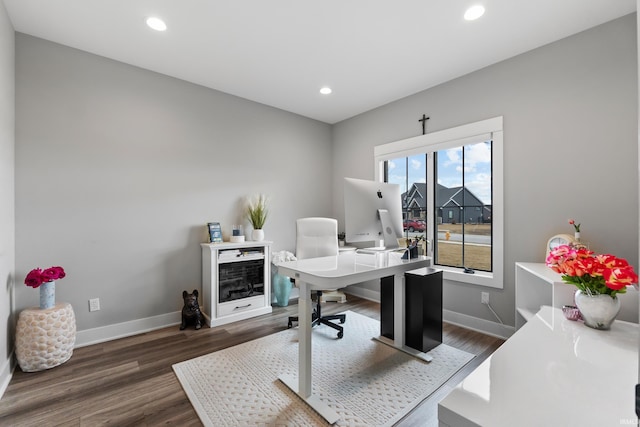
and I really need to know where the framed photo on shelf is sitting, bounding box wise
[207,222,223,243]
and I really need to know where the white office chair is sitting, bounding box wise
[287,217,347,338]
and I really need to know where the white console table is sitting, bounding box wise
[201,241,272,327]
[438,306,638,427]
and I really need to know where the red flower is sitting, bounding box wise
[24,266,66,289]
[568,219,581,232]
[546,244,637,297]
[596,254,628,269]
[41,266,66,281]
[24,268,44,288]
[604,266,639,291]
[41,268,58,282]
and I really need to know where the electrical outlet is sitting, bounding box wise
[481,292,489,305]
[89,298,100,312]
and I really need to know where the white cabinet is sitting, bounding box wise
[515,262,575,330]
[201,241,272,327]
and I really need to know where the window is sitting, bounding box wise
[374,117,503,288]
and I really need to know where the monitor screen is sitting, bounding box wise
[344,177,403,249]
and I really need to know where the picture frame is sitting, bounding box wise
[207,222,223,243]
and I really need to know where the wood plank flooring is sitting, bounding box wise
[0,295,504,426]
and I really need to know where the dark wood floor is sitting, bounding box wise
[0,295,504,426]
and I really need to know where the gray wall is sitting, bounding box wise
[15,34,332,332]
[6,14,639,350]
[332,14,639,327]
[0,1,14,392]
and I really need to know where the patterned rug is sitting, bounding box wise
[172,311,473,426]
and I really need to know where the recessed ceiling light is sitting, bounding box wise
[146,17,167,31]
[320,87,332,95]
[464,5,485,21]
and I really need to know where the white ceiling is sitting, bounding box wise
[3,0,637,124]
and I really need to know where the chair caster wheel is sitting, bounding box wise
[337,331,343,339]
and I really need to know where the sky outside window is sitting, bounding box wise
[387,141,492,205]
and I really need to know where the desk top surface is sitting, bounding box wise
[438,305,639,427]
[276,251,431,288]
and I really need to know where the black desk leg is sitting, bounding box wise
[380,275,394,340]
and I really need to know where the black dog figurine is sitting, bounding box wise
[180,289,204,330]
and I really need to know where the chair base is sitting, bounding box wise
[287,291,346,338]
[320,290,347,303]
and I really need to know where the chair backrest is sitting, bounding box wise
[296,217,339,260]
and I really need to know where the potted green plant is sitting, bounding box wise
[246,194,268,241]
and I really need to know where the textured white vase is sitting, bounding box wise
[252,229,265,241]
[39,280,55,310]
[574,290,620,330]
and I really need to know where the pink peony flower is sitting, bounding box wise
[40,268,58,282]
[24,266,66,289]
[41,266,66,282]
[52,266,66,279]
[24,268,43,288]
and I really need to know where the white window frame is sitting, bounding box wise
[374,116,504,289]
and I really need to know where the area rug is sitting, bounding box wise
[172,311,473,426]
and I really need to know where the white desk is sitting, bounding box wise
[276,250,431,424]
[438,306,639,427]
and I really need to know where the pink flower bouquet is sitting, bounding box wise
[546,245,638,297]
[24,266,66,288]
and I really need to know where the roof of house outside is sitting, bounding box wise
[402,182,490,210]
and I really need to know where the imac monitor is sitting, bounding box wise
[344,177,404,249]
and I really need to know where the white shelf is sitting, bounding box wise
[218,254,265,264]
[515,262,639,329]
[515,262,564,283]
[514,262,575,330]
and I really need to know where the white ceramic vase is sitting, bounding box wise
[252,229,265,241]
[574,290,620,330]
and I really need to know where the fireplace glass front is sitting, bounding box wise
[218,259,265,303]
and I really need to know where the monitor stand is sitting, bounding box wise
[357,209,402,254]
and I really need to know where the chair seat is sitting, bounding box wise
[320,290,347,304]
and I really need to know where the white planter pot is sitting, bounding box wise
[252,229,265,241]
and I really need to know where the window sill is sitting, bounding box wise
[440,266,503,289]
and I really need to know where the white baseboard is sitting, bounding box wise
[0,352,15,400]
[75,311,182,348]
[75,286,515,347]
[343,286,381,303]
[345,286,515,340]
[443,309,514,340]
